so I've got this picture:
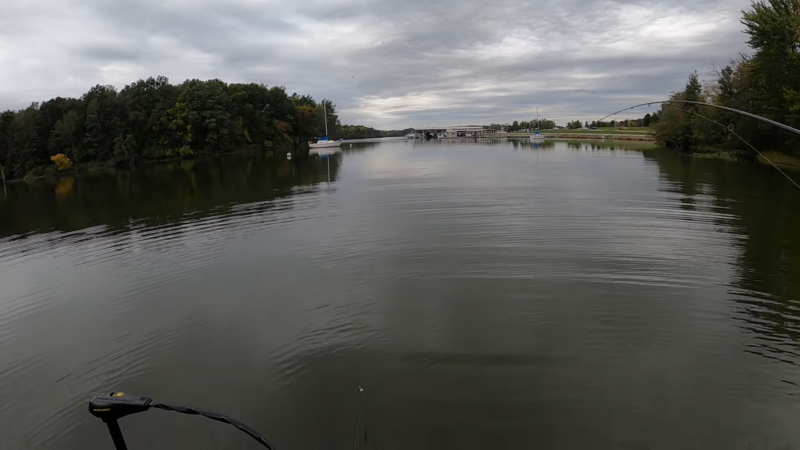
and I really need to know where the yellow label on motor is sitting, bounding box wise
[112,392,124,397]
[94,408,110,412]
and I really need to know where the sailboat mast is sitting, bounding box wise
[537,107,539,131]
[324,102,328,137]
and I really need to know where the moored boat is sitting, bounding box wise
[308,102,343,149]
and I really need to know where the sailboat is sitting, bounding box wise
[309,102,343,149]
[530,107,545,141]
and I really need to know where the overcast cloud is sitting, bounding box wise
[0,0,751,128]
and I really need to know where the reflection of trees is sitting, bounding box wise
[564,140,656,152]
[508,139,556,150]
[0,152,341,237]
[645,151,800,363]
[412,138,522,147]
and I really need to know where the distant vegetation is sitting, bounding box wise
[490,120,556,132]
[0,77,392,180]
[542,127,653,135]
[494,116,656,131]
[338,125,412,139]
[655,0,800,159]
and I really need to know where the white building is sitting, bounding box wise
[415,126,501,139]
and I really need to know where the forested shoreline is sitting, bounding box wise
[5,0,796,183]
[0,78,395,181]
[655,0,800,159]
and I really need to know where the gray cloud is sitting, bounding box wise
[0,0,752,128]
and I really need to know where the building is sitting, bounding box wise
[415,126,502,139]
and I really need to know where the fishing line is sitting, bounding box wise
[660,104,800,191]
[353,385,366,450]
[599,102,800,191]
[597,100,800,137]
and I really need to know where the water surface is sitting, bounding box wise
[2,139,800,449]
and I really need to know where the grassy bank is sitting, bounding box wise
[545,127,653,135]
[758,151,800,169]
[509,127,653,136]
[541,133,653,142]
[509,128,654,141]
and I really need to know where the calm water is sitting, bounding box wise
[2,139,800,449]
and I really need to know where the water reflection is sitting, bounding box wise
[0,152,342,238]
[645,151,800,368]
[410,138,515,147]
[508,139,556,150]
[341,141,382,154]
[565,140,656,152]
[2,141,800,449]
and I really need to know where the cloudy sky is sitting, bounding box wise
[1,0,751,129]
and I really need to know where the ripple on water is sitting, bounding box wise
[2,142,800,448]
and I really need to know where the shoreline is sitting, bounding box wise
[1,146,292,184]
[510,133,654,142]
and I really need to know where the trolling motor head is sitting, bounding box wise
[88,391,275,450]
[89,392,152,421]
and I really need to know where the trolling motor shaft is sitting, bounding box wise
[88,392,275,450]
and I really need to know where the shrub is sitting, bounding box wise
[51,154,73,171]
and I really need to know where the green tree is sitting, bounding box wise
[741,0,800,123]
[0,75,401,180]
[50,110,84,161]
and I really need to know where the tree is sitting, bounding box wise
[643,113,652,127]
[741,0,800,124]
[50,110,83,161]
[0,76,386,179]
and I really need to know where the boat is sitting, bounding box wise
[405,132,417,139]
[308,102,343,149]
[530,107,545,141]
[309,138,343,149]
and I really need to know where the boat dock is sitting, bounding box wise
[413,126,506,139]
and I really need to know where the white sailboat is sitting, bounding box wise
[530,107,545,141]
[309,102,343,149]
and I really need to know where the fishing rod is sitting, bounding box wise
[599,100,800,190]
[657,104,800,190]
[352,386,366,450]
[88,392,276,450]
[597,100,800,137]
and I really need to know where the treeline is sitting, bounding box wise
[338,125,412,139]
[490,120,556,132]
[0,77,349,180]
[491,116,656,132]
[574,115,658,129]
[655,0,800,155]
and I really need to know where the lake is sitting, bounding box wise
[2,138,800,449]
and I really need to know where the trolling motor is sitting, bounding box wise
[88,392,275,449]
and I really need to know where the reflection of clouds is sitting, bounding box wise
[4,139,799,448]
[355,146,450,180]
